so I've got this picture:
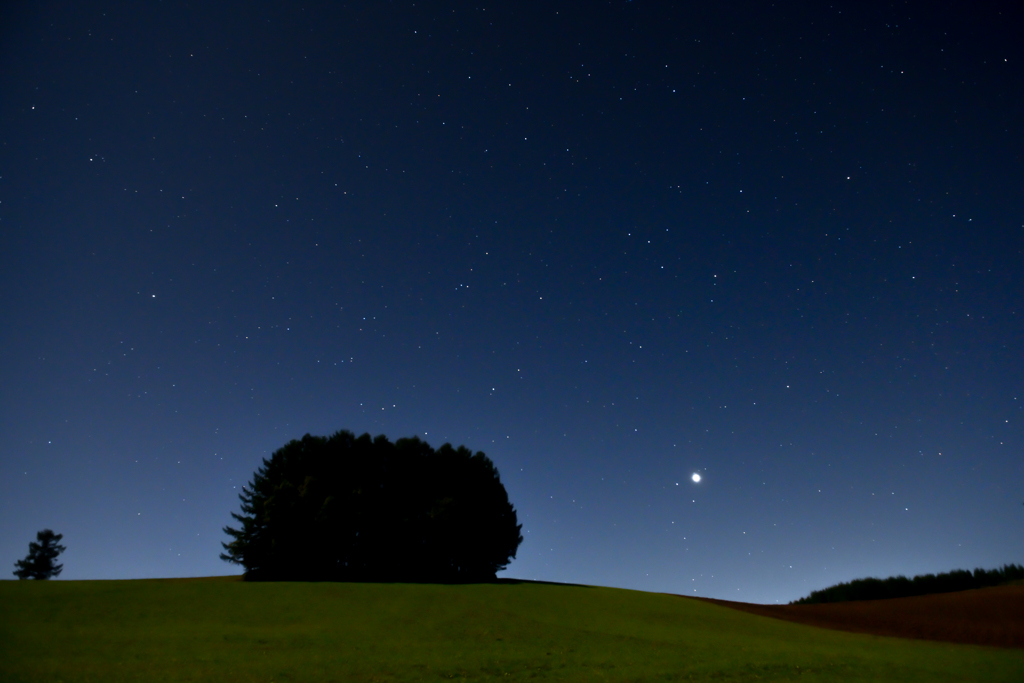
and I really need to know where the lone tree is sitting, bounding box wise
[221,431,524,582]
[13,529,66,580]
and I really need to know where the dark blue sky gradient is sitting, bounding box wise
[2,1,1022,603]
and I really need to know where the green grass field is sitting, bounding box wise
[1,576,1021,682]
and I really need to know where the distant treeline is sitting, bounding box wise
[793,564,1024,604]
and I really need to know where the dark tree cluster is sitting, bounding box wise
[13,529,65,580]
[792,563,1024,604]
[221,431,523,582]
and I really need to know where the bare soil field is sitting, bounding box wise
[696,584,1024,648]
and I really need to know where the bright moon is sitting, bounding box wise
[691,473,701,483]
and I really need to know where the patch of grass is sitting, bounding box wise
[2,576,1021,681]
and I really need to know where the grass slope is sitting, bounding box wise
[2,577,1022,682]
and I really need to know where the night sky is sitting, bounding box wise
[2,1,1022,604]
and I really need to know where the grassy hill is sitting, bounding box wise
[2,576,1022,682]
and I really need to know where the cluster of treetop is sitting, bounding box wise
[221,430,524,582]
[792,563,1024,604]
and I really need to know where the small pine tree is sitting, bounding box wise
[13,529,66,580]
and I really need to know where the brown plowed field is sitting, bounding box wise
[695,584,1024,649]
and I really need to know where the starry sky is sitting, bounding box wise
[2,1,1022,604]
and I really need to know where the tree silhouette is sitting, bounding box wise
[13,529,66,580]
[792,563,1024,603]
[221,431,523,582]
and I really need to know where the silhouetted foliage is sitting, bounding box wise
[221,431,524,582]
[13,529,66,580]
[792,563,1024,604]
